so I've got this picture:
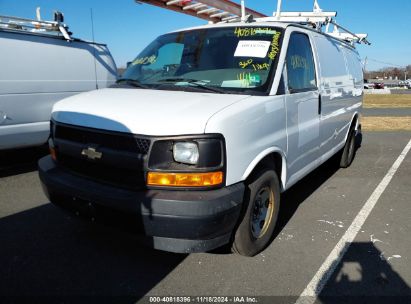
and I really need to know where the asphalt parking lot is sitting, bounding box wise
[390,89,411,95]
[0,131,410,303]
[362,108,411,117]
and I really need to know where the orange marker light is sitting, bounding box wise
[50,147,57,161]
[147,171,223,187]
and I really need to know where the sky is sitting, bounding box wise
[1,0,410,71]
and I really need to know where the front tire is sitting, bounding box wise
[232,169,280,257]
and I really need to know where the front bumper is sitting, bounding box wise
[38,156,245,253]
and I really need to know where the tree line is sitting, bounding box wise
[365,65,411,80]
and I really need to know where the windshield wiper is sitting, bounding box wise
[157,78,226,94]
[116,78,150,89]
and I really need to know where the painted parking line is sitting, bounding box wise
[295,138,411,304]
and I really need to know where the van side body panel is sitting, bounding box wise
[311,33,363,162]
[0,30,117,149]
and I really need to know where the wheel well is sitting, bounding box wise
[246,152,283,190]
[344,113,359,142]
[351,113,363,149]
[351,113,359,130]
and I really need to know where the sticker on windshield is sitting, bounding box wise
[268,32,281,60]
[234,27,277,37]
[234,40,271,58]
[131,55,157,66]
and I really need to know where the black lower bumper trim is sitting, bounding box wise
[38,156,245,253]
[149,233,232,253]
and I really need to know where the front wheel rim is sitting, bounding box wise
[251,186,275,239]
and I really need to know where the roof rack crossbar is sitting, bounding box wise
[182,3,205,10]
[258,16,332,24]
[221,15,238,22]
[209,11,230,18]
[197,7,219,15]
[275,11,337,18]
[166,0,182,5]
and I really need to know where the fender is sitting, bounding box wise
[343,111,361,142]
[241,146,287,191]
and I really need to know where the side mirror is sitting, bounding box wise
[126,61,132,68]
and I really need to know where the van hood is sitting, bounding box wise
[52,88,250,136]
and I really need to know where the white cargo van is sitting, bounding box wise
[39,3,367,256]
[0,12,117,150]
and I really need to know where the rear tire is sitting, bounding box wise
[231,169,280,257]
[340,128,357,168]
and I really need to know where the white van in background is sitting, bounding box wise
[39,10,366,256]
[0,12,117,150]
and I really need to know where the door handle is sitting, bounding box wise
[318,94,322,115]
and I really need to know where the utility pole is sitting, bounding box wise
[363,56,368,79]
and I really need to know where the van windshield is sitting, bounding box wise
[121,26,283,95]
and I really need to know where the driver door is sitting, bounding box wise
[284,31,321,185]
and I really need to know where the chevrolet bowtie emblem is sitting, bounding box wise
[81,147,102,160]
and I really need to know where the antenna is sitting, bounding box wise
[90,8,96,45]
[90,8,99,90]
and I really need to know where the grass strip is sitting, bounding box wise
[362,116,411,131]
[364,94,411,108]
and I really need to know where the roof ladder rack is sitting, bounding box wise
[135,0,267,23]
[257,0,370,45]
[0,8,73,41]
[135,0,370,46]
[326,20,370,45]
[257,0,337,28]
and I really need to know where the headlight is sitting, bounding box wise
[173,142,199,165]
[147,136,225,188]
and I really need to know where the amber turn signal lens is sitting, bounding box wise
[147,171,223,187]
[50,147,57,161]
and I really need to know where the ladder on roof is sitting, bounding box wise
[135,0,267,23]
[0,8,73,41]
[136,0,370,46]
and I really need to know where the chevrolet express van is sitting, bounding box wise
[0,13,117,150]
[39,20,363,256]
